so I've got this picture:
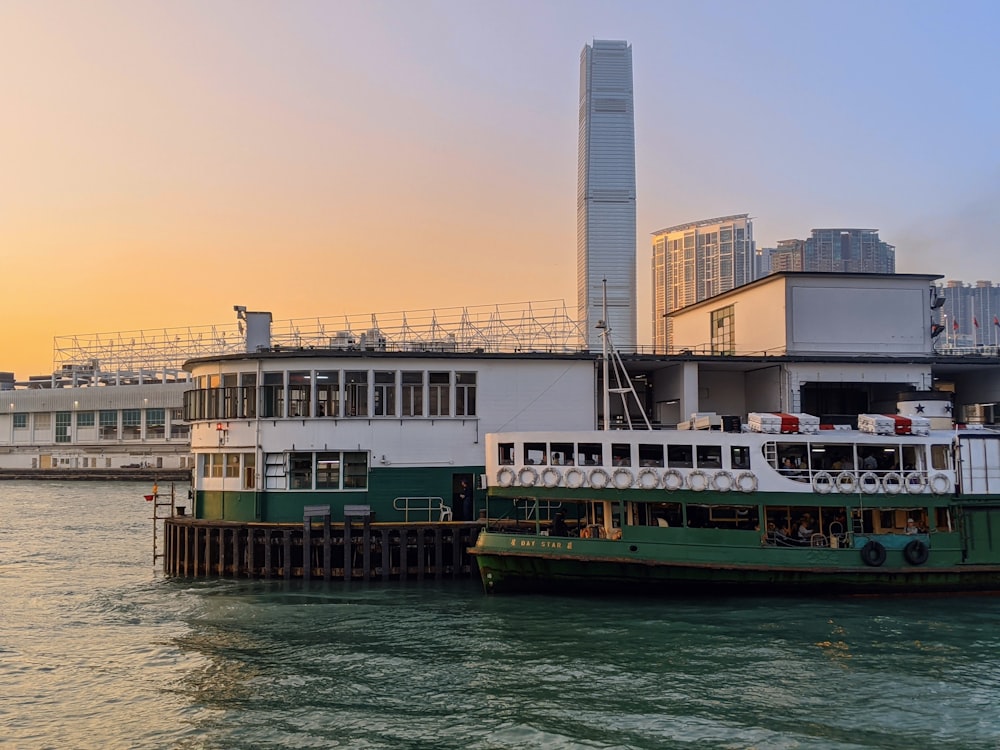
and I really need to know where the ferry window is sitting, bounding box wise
[13,413,27,429]
[577,442,603,466]
[429,372,450,417]
[611,444,632,466]
[374,371,396,417]
[243,453,256,489]
[550,442,575,465]
[498,443,515,465]
[146,409,165,439]
[261,373,284,418]
[99,410,118,440]
[289,452,313,490]
[76,412,95,428]
[856,445,885,471]
[730,446,749,470]
[343,452,368,489]
[55,411,71,443]
[401,372,424,416]
[901,445,922,472]
[288,372,312,417]
[638,444,664,467]
[122,409,141,440]
[708,505,758,529]
[931,444,950,471]
[524,442,547,465]
[225,453,240,479]
[316,371,339,417]
[646,501,682,526]
[667,445,693,469]
[316,453,341,489]
[345,371,369,417]
[455,372,477,416]
[696,445,722,468]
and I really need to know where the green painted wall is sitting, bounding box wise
[195,465,485,522]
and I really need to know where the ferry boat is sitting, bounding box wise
[470,417,1000,594]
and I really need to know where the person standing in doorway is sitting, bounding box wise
[459,480,472,521]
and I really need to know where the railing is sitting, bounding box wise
[392,496,450,522]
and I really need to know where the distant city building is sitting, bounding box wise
[769,239,806,273]
[936,280,1000,346]
[577,39,636,351]
[651,214,755,351]
[801,228,895,273]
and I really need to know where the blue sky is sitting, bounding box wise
[1,0,998,374]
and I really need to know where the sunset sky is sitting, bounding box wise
[2,1,998,378]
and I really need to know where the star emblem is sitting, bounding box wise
[944,403,952,413]
[915,404,925,413]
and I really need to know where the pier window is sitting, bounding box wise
[240,373,257,418]
[343,452,368,489]
[288,371,311,417]
[638,444,664,467]
[99,410,118,440]
[710,304,735,355]
[13,413,27,429]
[316,371,339,417]
[345,371,368,417]
[243,453,256,489]
[225,453,240,479]
[401,371,424,416]
[55,411,71,443]
[289,452,313,489]
[374,371,396,417]
[146,409,165,439]
[429,372,450,417]
[667,445,693,469]
[76,412,95,428]
[34,413,50,429]
[316,453,340,489]
[122,409,141,440]
[209,454,223,478]
[455,372,477,416]
[261,373,285,418]
[222,374,239,418]
[170,408,188,439]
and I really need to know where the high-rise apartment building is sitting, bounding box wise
[936,280,1000,346]
[651,214,755,351]
[802,229,895,273]
[577,39,636,351]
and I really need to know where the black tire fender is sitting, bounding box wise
[903,539,930,566]
[860,540,887,567]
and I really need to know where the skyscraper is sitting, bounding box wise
[577,40,636,351]
[802,229,895,273]
[651,214,755,351]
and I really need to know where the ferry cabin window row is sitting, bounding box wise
[498,440,952,473]
[184,369,477,421]
[8,408,188,442]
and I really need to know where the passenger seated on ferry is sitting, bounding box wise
[551,511,569,537]
[862,453,878,471]
[797,514,815,541]
[905,518,920,535]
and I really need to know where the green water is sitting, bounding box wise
[3,482,1000,749]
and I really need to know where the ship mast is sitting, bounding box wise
[597,280,651,431]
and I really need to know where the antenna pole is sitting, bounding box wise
[601,281,610,431]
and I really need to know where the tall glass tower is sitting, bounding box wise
[577,40,636,351]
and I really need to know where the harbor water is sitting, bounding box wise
[3,482,1000,749]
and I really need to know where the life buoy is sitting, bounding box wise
[860,540,887,567]
[929,473,951,496]
[835,471,857,494]
[712,470,734,492]
[612,468,634,490]
[662,469,684,491]
[518,467,538,487]
[637,468,659,490]
[812,471,834,495]
[540,467,561,489]
[687,470,709,492]
[589,467,610,489]
[497,467,515,488]
[859,471,880,495]
[736,471,758,493]
[564,467,585,489]
[904,472,927,494]
[903,539,929,565]
[881,472,903,495]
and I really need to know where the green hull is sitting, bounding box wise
[471,531,1000,596]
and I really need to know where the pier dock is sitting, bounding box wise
[163,516,482,581]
